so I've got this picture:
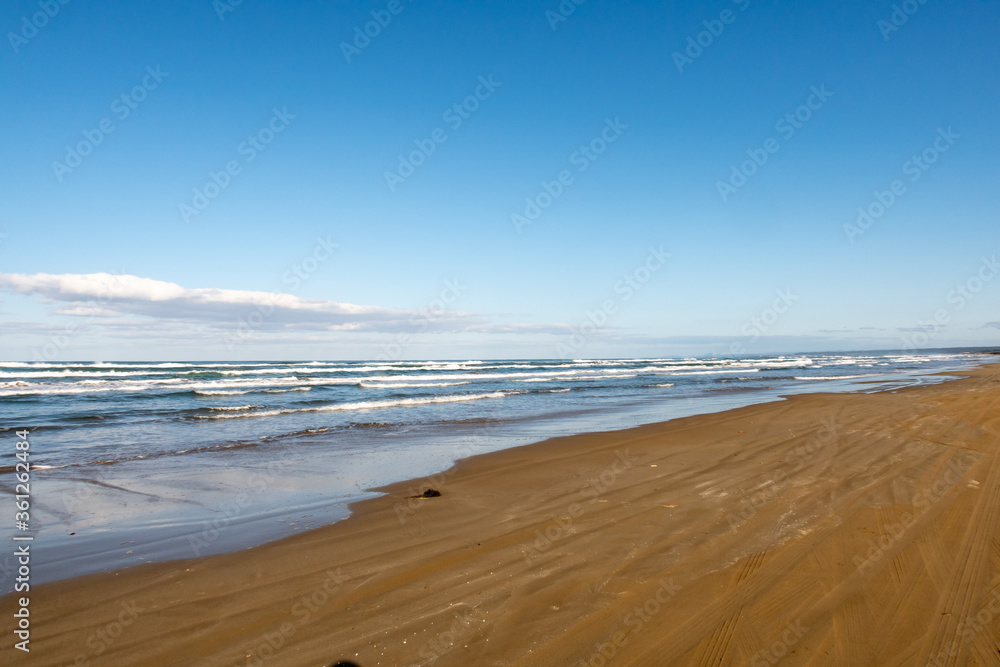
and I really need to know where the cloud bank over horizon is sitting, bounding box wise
[1,271,995,361]
[0,271,572,338]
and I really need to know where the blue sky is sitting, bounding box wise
[1,0,998,360]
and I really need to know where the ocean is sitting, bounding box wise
[0,350,990,583]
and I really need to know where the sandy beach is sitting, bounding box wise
[6,1,998,664]
[5,362,1000,666]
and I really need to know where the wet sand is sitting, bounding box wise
[5,363,1000,666]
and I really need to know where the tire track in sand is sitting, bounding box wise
[694,550,768,666]
[920,448,1000,666]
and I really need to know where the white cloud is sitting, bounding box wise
[0,272,569,335]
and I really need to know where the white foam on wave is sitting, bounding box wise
[1,363,319,378]
[792,374,881,381]
[648,364,733,371]
[195,387,314,396]
[197,391,513,420]
[359,381,470,388]
[0,370,161,378]
[668,369,760,376]
[571,358,679,364]
[0,375,355,396]
[0,362,167,370]
[515,373,639,383]
[886,355,935,363]
[216,365,397,375]
[207,404,261,411]
[0,353,971,398]
[357,367,655,383]
[458,362,588,371]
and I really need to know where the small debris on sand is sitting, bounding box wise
[408,489,442,498]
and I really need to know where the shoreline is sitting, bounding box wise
[12,355,987,586]
[5,362,1000,665]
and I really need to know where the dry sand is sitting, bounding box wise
[5,363,1000,666]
